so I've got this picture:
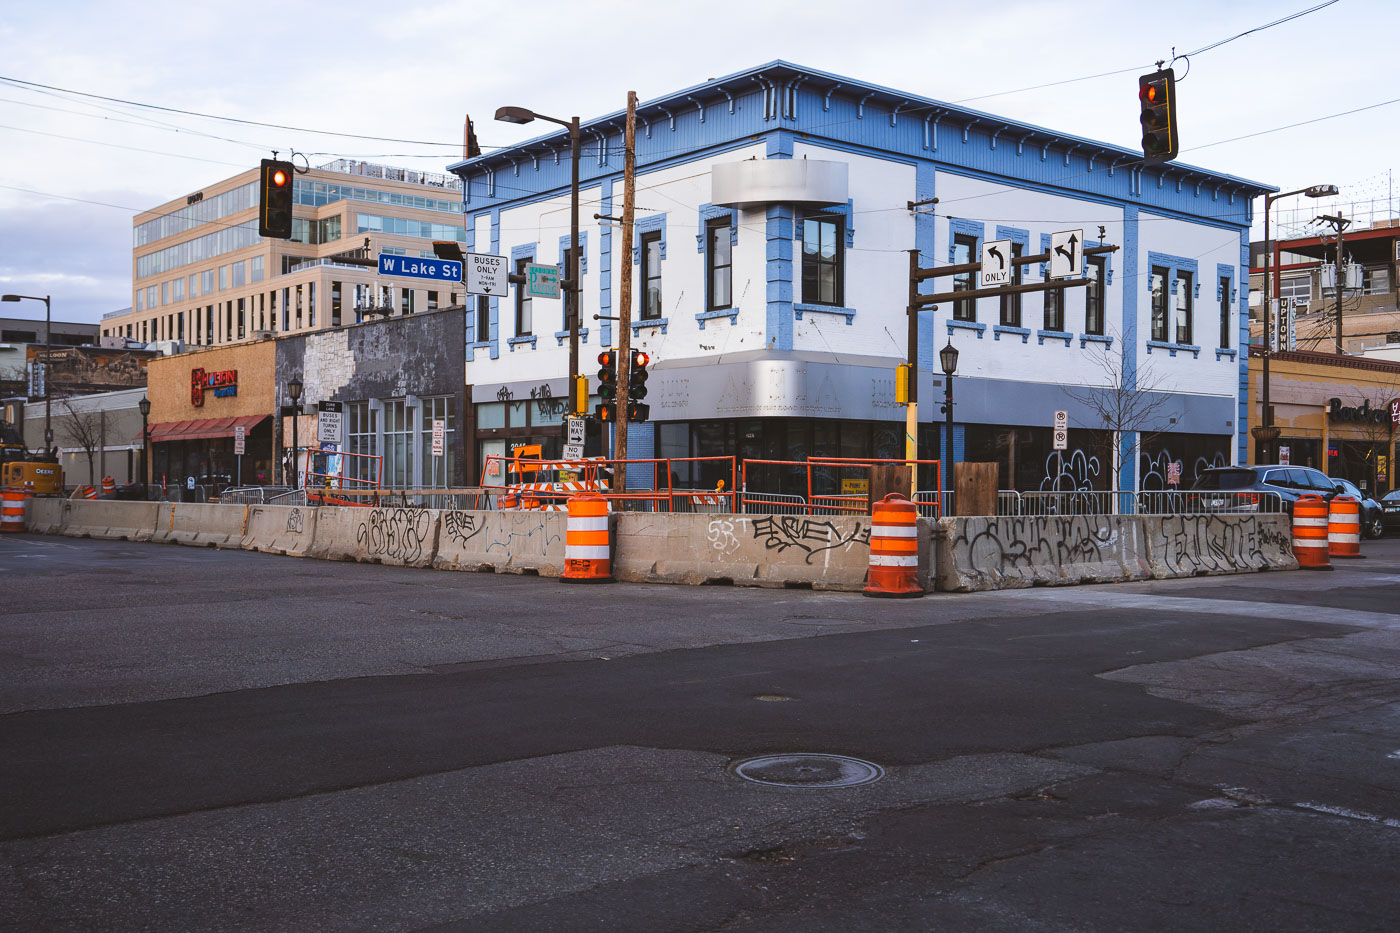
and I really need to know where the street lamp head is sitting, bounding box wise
[494,106,536,125]
[1305,184,1339,199]
[1,295,19,302]
[287,377,303,401]
[939,340,960,376]
[138,396,150,416]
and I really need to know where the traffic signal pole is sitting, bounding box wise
[612,91,637,488]
[905,249,920,499]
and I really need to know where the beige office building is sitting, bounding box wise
[102,160,468,348]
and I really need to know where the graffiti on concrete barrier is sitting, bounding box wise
[707,517,742,555]
[357,507,432,563]
[285,508,304,535]
[1156,514,1275,576]
[442,510,484,548]
[953,516,1118,578]
[484,513,561,555]
[750,516,870,565]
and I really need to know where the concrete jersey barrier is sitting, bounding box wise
[432,509,569,576]
[614,512,883,591]
[308,505,439,568]
[242,504,318,556]
[1144,513,1297,578]
[150,502,248,548]
[24,497,70,535]
[936,514,1152,592]
[60,499,160,542]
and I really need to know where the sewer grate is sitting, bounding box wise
[730,754,885,788]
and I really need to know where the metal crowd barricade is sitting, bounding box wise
[739,492,808,515]
[268,488,307,506]
[300,448,384,507]
[478,454,739,513]
[741,457,943,517]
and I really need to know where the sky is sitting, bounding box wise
[0,0,1394,325]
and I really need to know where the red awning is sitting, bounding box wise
[138,414,268,443]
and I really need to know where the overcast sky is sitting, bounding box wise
[0,0,1392,325]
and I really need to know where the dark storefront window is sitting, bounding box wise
[1139,432,1230,490]
[1275,436,1320,469]
[965,424,1114,492]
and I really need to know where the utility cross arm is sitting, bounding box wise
[913,277,1090,308]
[912,244,1119,281]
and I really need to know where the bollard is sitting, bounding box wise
[1292,494,1332,570]
[1327,495,1363,559]
[561,492,612,583]
[863,493,924,598]
[1,486,27,533]
[101,476,116,496]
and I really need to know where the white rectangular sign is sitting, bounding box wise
[1053,410,1068,451]
[562,443,584,461]
[317,402,343,446]
[1053,410,1068,429]
[980,239,1012,287]
[567,416,586,446]
[464,252,508,297]
[431,419,445,457]
[233,424,246,456]
[1049,229,1083,280]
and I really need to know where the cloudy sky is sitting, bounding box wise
[0,0,1392,325]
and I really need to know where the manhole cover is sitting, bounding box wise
[730,754,885,788]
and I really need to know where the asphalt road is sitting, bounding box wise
[2,533,1399,931]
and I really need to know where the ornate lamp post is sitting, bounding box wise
[939,339,959,510]
[138,396,151,495]
[287,377,303,488]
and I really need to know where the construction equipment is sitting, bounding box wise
[0,420,62,496]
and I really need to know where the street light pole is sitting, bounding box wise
[939,340,959,515]
[287,378,303,489]
[138,396,150,495]
[1,293,52,455]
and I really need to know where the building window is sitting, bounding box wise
[640,230,663,319]
[171,278,184,302]
[382,399,415,487]
[1085,257,1106,336]
[1150,266,1169,342]
[347,402,378,484]
[219,265,228,291]
[706,218,733,311]
[161,281,169,305]
[1044,283,1064,332]
[421,396,456,487]
[515,258,532,335]
[251,256,264,284]
[475,295,490,342]
[331,281,342,327]
[1363,265,1390,295]
[231,261,247,288]
[800,216,842,306]
[427,290,438,311]
[401,288,413,316]
[201,270,214,296]
[952,233,977,321]
[1278,274,1310,303]
[999,242,1023,327]
[1175,270,1193,345]
[1219,276,1231,349]
[188,273,199,298]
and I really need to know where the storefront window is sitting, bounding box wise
[476,402,506,429]
[382,399,415,487]
[420,396,456,487]
[347,402,378,484]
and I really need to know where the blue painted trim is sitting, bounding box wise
[489,209,501,359]
[797,199,856,247]
[553,327,589,347]
[696,204,738,250]
[599,179,613,348]
[1037,329,1074,346]
[947,218,984,262]
[766,130,795,159]
[1215,348,1238,361]
[994,226,1030,250]
[1086,234,1114,284]
[993,324,1030,343]
[695,308,740,329]
[631,317,669,336]
[1237,230,1250,467]
[766,205,794,350]
[1146,340,1201,359]
[1215,261,1236,352]
[633,213,667,264]
[507,336,537,351]
[1147,251,1201,296]
[1079,334,1114,349]
[557,231,588,273]
[794,303,856,324]
[947,320,986,338]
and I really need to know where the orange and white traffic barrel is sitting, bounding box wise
[1292,494,1332,570]
[1327,495,1363,559]
[561,492,612,583]
[1,487,28,533]
[101,476,115,496]
[863,493,923,598]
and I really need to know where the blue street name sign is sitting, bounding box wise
[377,254,463,281]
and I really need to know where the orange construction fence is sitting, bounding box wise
[740,457,943,516]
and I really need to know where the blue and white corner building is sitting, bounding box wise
[449,61,1272,493]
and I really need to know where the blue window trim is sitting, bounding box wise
[796,199,856,247]
[510,242,536,343]
[1146,251,1201,298]
[994,226,1030,251]
[696,204,738,251]
[633,213,667,264]
[793,303,856,325]
[557,231,588,274]
[552,326,590,347]
[1145,340,1201,359]
[947,319,986,338]
[695,308,740,330]
[1215,261,1236,352]
[1087,235,1115,285]
[993,324,1030,343]
[948,219,984,262]
[1037,329,1074,346]
[507,335,537,351]
[1215,348,1238,361]
[1079,334,1114,349]
[632,317,669,336]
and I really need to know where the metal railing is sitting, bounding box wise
[268,488,307,506]
[218,486,293,505]
[913,488,1285,517]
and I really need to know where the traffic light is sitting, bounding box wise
[595,350,618,422]
[627,349,651,422]
[572,374,589,416]
[258,158,294,239]
[596,401,617,422]
[1138,69,1178,165]
[895,363,911,406]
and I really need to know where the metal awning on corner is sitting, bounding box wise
[136,414,268,443]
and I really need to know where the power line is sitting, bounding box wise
[1182,0,1340,56]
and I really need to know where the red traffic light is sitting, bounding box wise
[631,350,649,368]
[597,350,617,367]
[271,169,289,187]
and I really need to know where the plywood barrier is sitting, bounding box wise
[24,497,69,535]
[60,500,160,542]
[150,503,248,548]
[1143,513,1297,578]
[307,505,439,568]
[241,504,318,557]
[432,509,569,576]
[614,512,889,591]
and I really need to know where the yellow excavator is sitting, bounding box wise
[0,419,63,495]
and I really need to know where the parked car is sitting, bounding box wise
[1330,478,1384,539]
[1190,466,1381,537]
[1379,489,1400,532]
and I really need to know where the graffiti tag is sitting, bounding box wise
[356,507,432,563]
[285,507,304,534]
[750,516,870,565]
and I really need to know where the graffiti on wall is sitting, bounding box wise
[1040,448,1103,493]
[1141,447,1226,490]
[1155,514,1290,576]
[750,516,870,564]
[356,507,432,563]
[285,508,304,534]
[953,515,1118,575]
[442,510,484,548]
[706,517,742,555]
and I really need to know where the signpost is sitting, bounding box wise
[377,254,463,282]
[1053,409,1068,451]
[464,252,508,296]
[233,424,245,486]
[980,239,1012,287]
[431,419,445,457]
[525,262,561,299]
[317,401,343,447]
[1049,229,1083,280]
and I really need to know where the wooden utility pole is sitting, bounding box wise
[612,91,637,488]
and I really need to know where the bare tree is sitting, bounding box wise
[1063,338,1180,492]
[59,397,106,488]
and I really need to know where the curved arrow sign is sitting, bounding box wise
[1049,229,1082,280]
[980,239,1012,287]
